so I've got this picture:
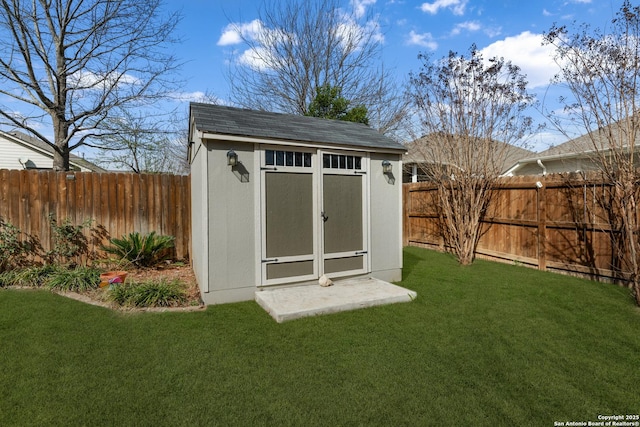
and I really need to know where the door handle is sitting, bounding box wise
[321,211,329,222]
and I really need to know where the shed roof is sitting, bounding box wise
[190,103,406,152]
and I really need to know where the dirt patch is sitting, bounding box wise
[124,262,202,303]
[66,262,203,312]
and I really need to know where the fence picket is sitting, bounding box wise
[403,175,627,282]
[0,170,191,262]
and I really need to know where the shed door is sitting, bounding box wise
[321,152,368,277]
[261,148,318,285]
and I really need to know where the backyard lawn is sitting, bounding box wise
[1,246,639,426]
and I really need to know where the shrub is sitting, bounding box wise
[101,231,175,267]
[46,266,101,292]
[0,220,25,271]
[0,265,58,288]
[108,279,187,307]
[47,215,92,265]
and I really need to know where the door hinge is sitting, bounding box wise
[261,167,278,171]
[355,251,368,255]
[262,258,278,263]
[354,171,366,175]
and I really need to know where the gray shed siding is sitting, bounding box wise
[369,152,403,282]
[189,131,209,297]
[205,141,257,304]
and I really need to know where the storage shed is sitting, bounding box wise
[188,103,406,305]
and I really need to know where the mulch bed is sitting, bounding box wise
[6,262,205,312]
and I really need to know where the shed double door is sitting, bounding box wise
[260,148,368,286]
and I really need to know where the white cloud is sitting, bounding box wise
[483,26,502,38]
[451,21,480,36]
[479,31,559,89]
[217,20,264,46]
[238,46,273,71]
[407,30,438,50]
[334,14,385,48]
[420,0,467,16]
[351,0,376,19]
[169,91,207,102]
[69,70,141,90]
[219,12,384,71]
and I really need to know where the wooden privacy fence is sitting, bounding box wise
[403,175,628,281]
[0,169,191,262]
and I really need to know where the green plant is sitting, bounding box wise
[108,279,186,307]
[46,266,101,292]
[47,215,93,265]
[102,231,175,267]
[0,264,58,288]
[0,220,25,271]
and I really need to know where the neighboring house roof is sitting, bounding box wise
[0,130,106,172]
[403,135,534,174]
[189,103,406,152]
[503,118,640,176]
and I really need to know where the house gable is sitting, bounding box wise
[0,131,105,172]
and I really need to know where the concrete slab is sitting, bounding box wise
[255,277,417,323]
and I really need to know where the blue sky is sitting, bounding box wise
[169,0,622,150]
[176,0,615,96]
[167,0,622,150]
[0,0,621,157]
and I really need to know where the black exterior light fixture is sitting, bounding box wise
[382,160,392,174]
[227,150,238,167]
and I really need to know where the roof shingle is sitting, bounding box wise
[190,103,406,152]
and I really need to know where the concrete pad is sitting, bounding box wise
[255,277,417,323]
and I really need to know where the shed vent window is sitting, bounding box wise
[265,150,312,167]
[323,154,362,170]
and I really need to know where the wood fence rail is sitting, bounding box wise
[0,169,190,263]
[403,175,628,282]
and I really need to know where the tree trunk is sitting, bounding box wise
[52,115,70,171]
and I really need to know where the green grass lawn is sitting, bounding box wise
[1,246,639,426]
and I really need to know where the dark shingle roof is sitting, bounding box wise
[190,103,406,152]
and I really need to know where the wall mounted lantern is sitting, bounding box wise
[382,160,392,174]
[227,150,238,167]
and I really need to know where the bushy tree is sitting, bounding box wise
[408,46,535,265]
[306,85,368,125]
[543,0,640,305]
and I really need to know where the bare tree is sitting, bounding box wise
[0,0,182,171]
[408,46,536,265]
[223,0,408,138]
[543,0,640,305]
[88,108,188,174]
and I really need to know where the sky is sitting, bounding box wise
[0,0,625,158]
[166,0,625,152]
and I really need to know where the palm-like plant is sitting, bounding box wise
[102,231,175,267]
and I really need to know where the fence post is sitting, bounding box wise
[537,178,547,271]
[403,184,410,247]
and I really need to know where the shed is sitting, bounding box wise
[188,103,406,305]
